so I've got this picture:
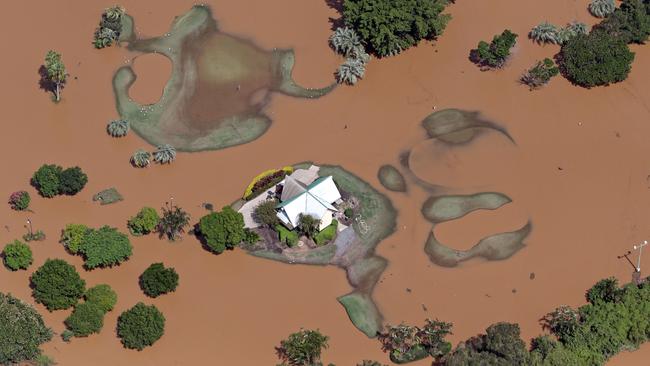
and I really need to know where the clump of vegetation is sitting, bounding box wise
[8,191,30,211]
[64,302,104,337]
[445,322,529,364]
[197,206,245,254]
[243,167,293,200]
[529,22,560,44]
[43,51,67,102]
[276,225,299,247]
[331,26,370,85]
[521,58,560,89]
[344,208,355,219]
[3,240,33,271]
[0,292,53,365]
[589,0,616,18]
[92,187,123,205]
[595,0,650,44]
[157,204,190,241]
[276,329,329,366]
[127,207,160,236]
[107,119,129,137]
[23,229,46,243]
[31,259,86,311]
[378,319,452,363]
[329,26,363,57]
[60,224,90,254]
[336,58,366,85]
[60,224,132,269]
[153,144,176,164]
[117,302,165,350]
[470,30,518,68]
[84,284,118,313]
[343,0,452,57]
[139,263,179,298]
[94,6,125,49]
[297,214,321,239]
[31,164,87,197]
[131,149,151,168]
[253,200,279,227]
[560,31,634,87]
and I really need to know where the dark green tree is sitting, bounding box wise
[560,31,635,87]
[84,284,118,313]
[0,293,53,364]
[253,200,279,227]
[157,205,190,241]
[117,302,165,350]
[343,0,452,57]
[31,164,62,198]
[31,259,86,311]
[78,226,132,269]
[298,214,321,239]
[445,322,529,365]
[64,302,105,337]
[586,277,622,304]
[198,206,245,254]
[58,167,88,195]
[139,263,179,298]
[595,0,650,44]
[471,29,518,68]
[276,329,329,366]
[3,240,33,271]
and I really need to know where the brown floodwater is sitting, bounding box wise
[129,53,172,105]
[1,0,649,365]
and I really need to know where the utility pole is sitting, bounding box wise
[26,218,33,238]
[633,240,648,273]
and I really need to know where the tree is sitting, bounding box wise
[529,22,560,44]
[107,119,129,137]
[343,0,452,57]
[84,284,117,313]
[60,223,90,254]
[152,144,176,164]
[417,319,453,357]
[31,259,86,311]
[521,58,560,89]
[586,277,622,304]
[198,206,245,253]
[378,323,428,363]
[128,207,160,236]
[445,322,529,365]
[560,31,635,87]
[3,240,33,271]
[117,302,165,350]
[595,0,650,44]
[78,226,132,269]
[64,302,104,337]
[253,200,279,227]
[471,30,518,68]
[0,292,52,365]
[542,305,580,342]
[298,214,320,239]
[8,191,30,211]
[276,329,329,366]
[589,0,616,18]
[94,6,125,49]
[139,263,179,298]
[157,205,190,241]
[336,58,366,85]
[329,27,364,57]
[32,164,63,198]
[58,166,88,195]
[131,149,151,168]
[44,51,67,102]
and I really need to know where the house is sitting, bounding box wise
[276,174,342,231]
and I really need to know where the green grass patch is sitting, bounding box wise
[276,225,298,247]
[338,292,382,338]
[314,220,338,245]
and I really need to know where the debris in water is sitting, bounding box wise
[529,272,535,280]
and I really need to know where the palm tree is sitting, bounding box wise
[529,22,560,44]
[153,144,176,164]
[157,204,190,241]
[104,6,125,22]
[589,0,616,18]
[107,119,129,137]
[297,214,320,239]
[558,21,589,44]
[131,149,151,168]
[329,27,363,57]
[336,58,366,85]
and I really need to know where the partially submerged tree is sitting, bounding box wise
[78,226,132,269]
[2,240,33,271]
[157,204,190,241]
[589,0,616,18]
[0,293,53,365]
[521,58,560,89]
[8,191,30,211]
[336,58,366,85]
[107,119,129,137]
[594,0,650,44]
[276,329,329,366]
[529,22,560,44]
[139,263,179,298]
[197,206,246,253]
[117,302,165,350]
[94,6,125,49]
[153,144,176,164]
[31,259,86,311]
[58,167,88,195]
[84,284,118,313]
[43,51,67,102]
[131,149,151,168]
[329,26,363,57]
[297,214,320,239]
[64,302,104,337]
[470,30,518,68]
[127,207,160,236]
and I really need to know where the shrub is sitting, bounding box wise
[560,31,634,87]
[521,58,559,89]
[60,223,90,254]
[64,302,104,337]
[84,284,117,312]
[253,200,279,227]
[23,230,46,242]
[243,228,260,244]
[94,6,124,49]
[595,0,650,44]
[117,302,165,350]
[329,26,364,57]
[31,259,86,311]
[586,277,622,304]
[58,167,88,195]
[314,220,338,245]
[152,144,176,164]
[589,0,616,18]
[198,206,245,254]
[276,225,299,247]
[8,191,30,211]
[157,205,190,241]
[128,207,160,236]
[343,0,452,57]
[0,292,53,364]
[336,58,366,85]
[32,164,62,198]
[139,263,179,298]
[542,305,580,342]
[471,29,518,68]
[107,119,129,137]
[298,214,320,239]
[445,322,529,365]
[243,166,294,200]
[78,226,132,269]
[344,208,354,219]
[276,329,329,366]
[529,22,560,44]
[3,240,33,270]
[61,330,73,342]
[131,149,151,168]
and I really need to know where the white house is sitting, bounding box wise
[276,174,342,231]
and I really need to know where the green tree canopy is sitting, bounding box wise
[117,302,165,350]
[3,240,33,271]
[58,167,88,195]
[64,302,105,337]
[60,223,91,254]
[44,51,67,102]
[127,207,160,236]
[253,200,279,227]
[32,164,63,198]
[276,329,329,366]
[595,0,650,44]
[471,29,518,68]
[157,205,190,241]
[198,206,245,254]
[31,259,86,311]
[297,214,320,239]
[79,226,132,269]
[84,284,117,313]
[139,263,179,298]
[0,293,53,364]
[343,0,451,57]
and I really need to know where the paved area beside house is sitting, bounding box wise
[238,191,275,229]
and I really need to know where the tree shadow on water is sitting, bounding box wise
[37,65,55,95]
[325,0,345,30]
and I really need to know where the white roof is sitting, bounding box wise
[276,176,341,228]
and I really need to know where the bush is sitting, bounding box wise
[60,223,90,254]
[152,144,176,164]
[344,208,354,219]
[336,58,366,85]
[243,166,293,200]
[8,191,30,211]
[198,206,245,254]
[32,164,62,198]
[314,220,338,245]
[58,167,88,195]
[589,0,616,18]
[276,225,299,247]
[64,302,104,337]
[471,30,518,68]
[61,330,73,342]
[560,31,635,87]
[276,329,329,366]
[128,207,160,236]
[157,205,190,241]
[529,22,560,44]
[298,214,320,238]
[521,58,559,89]
[31,259,86,311]
[139,263,179,298]
[94,6,124,49]
[343,0,452,57]
[594,0,650,44]
[79,226,133,269]
[3,240,33,270]
[117,302,165,350]
[253,200,279,227]
[0,292,53,364]
[586,277,622,304]
[243,228,260,244]
[84,284,117,312]
[107,119,129,137]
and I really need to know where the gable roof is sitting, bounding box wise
[276,176,341,228]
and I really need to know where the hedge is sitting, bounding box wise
[243,166,294,200]
[276,225,299,247]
